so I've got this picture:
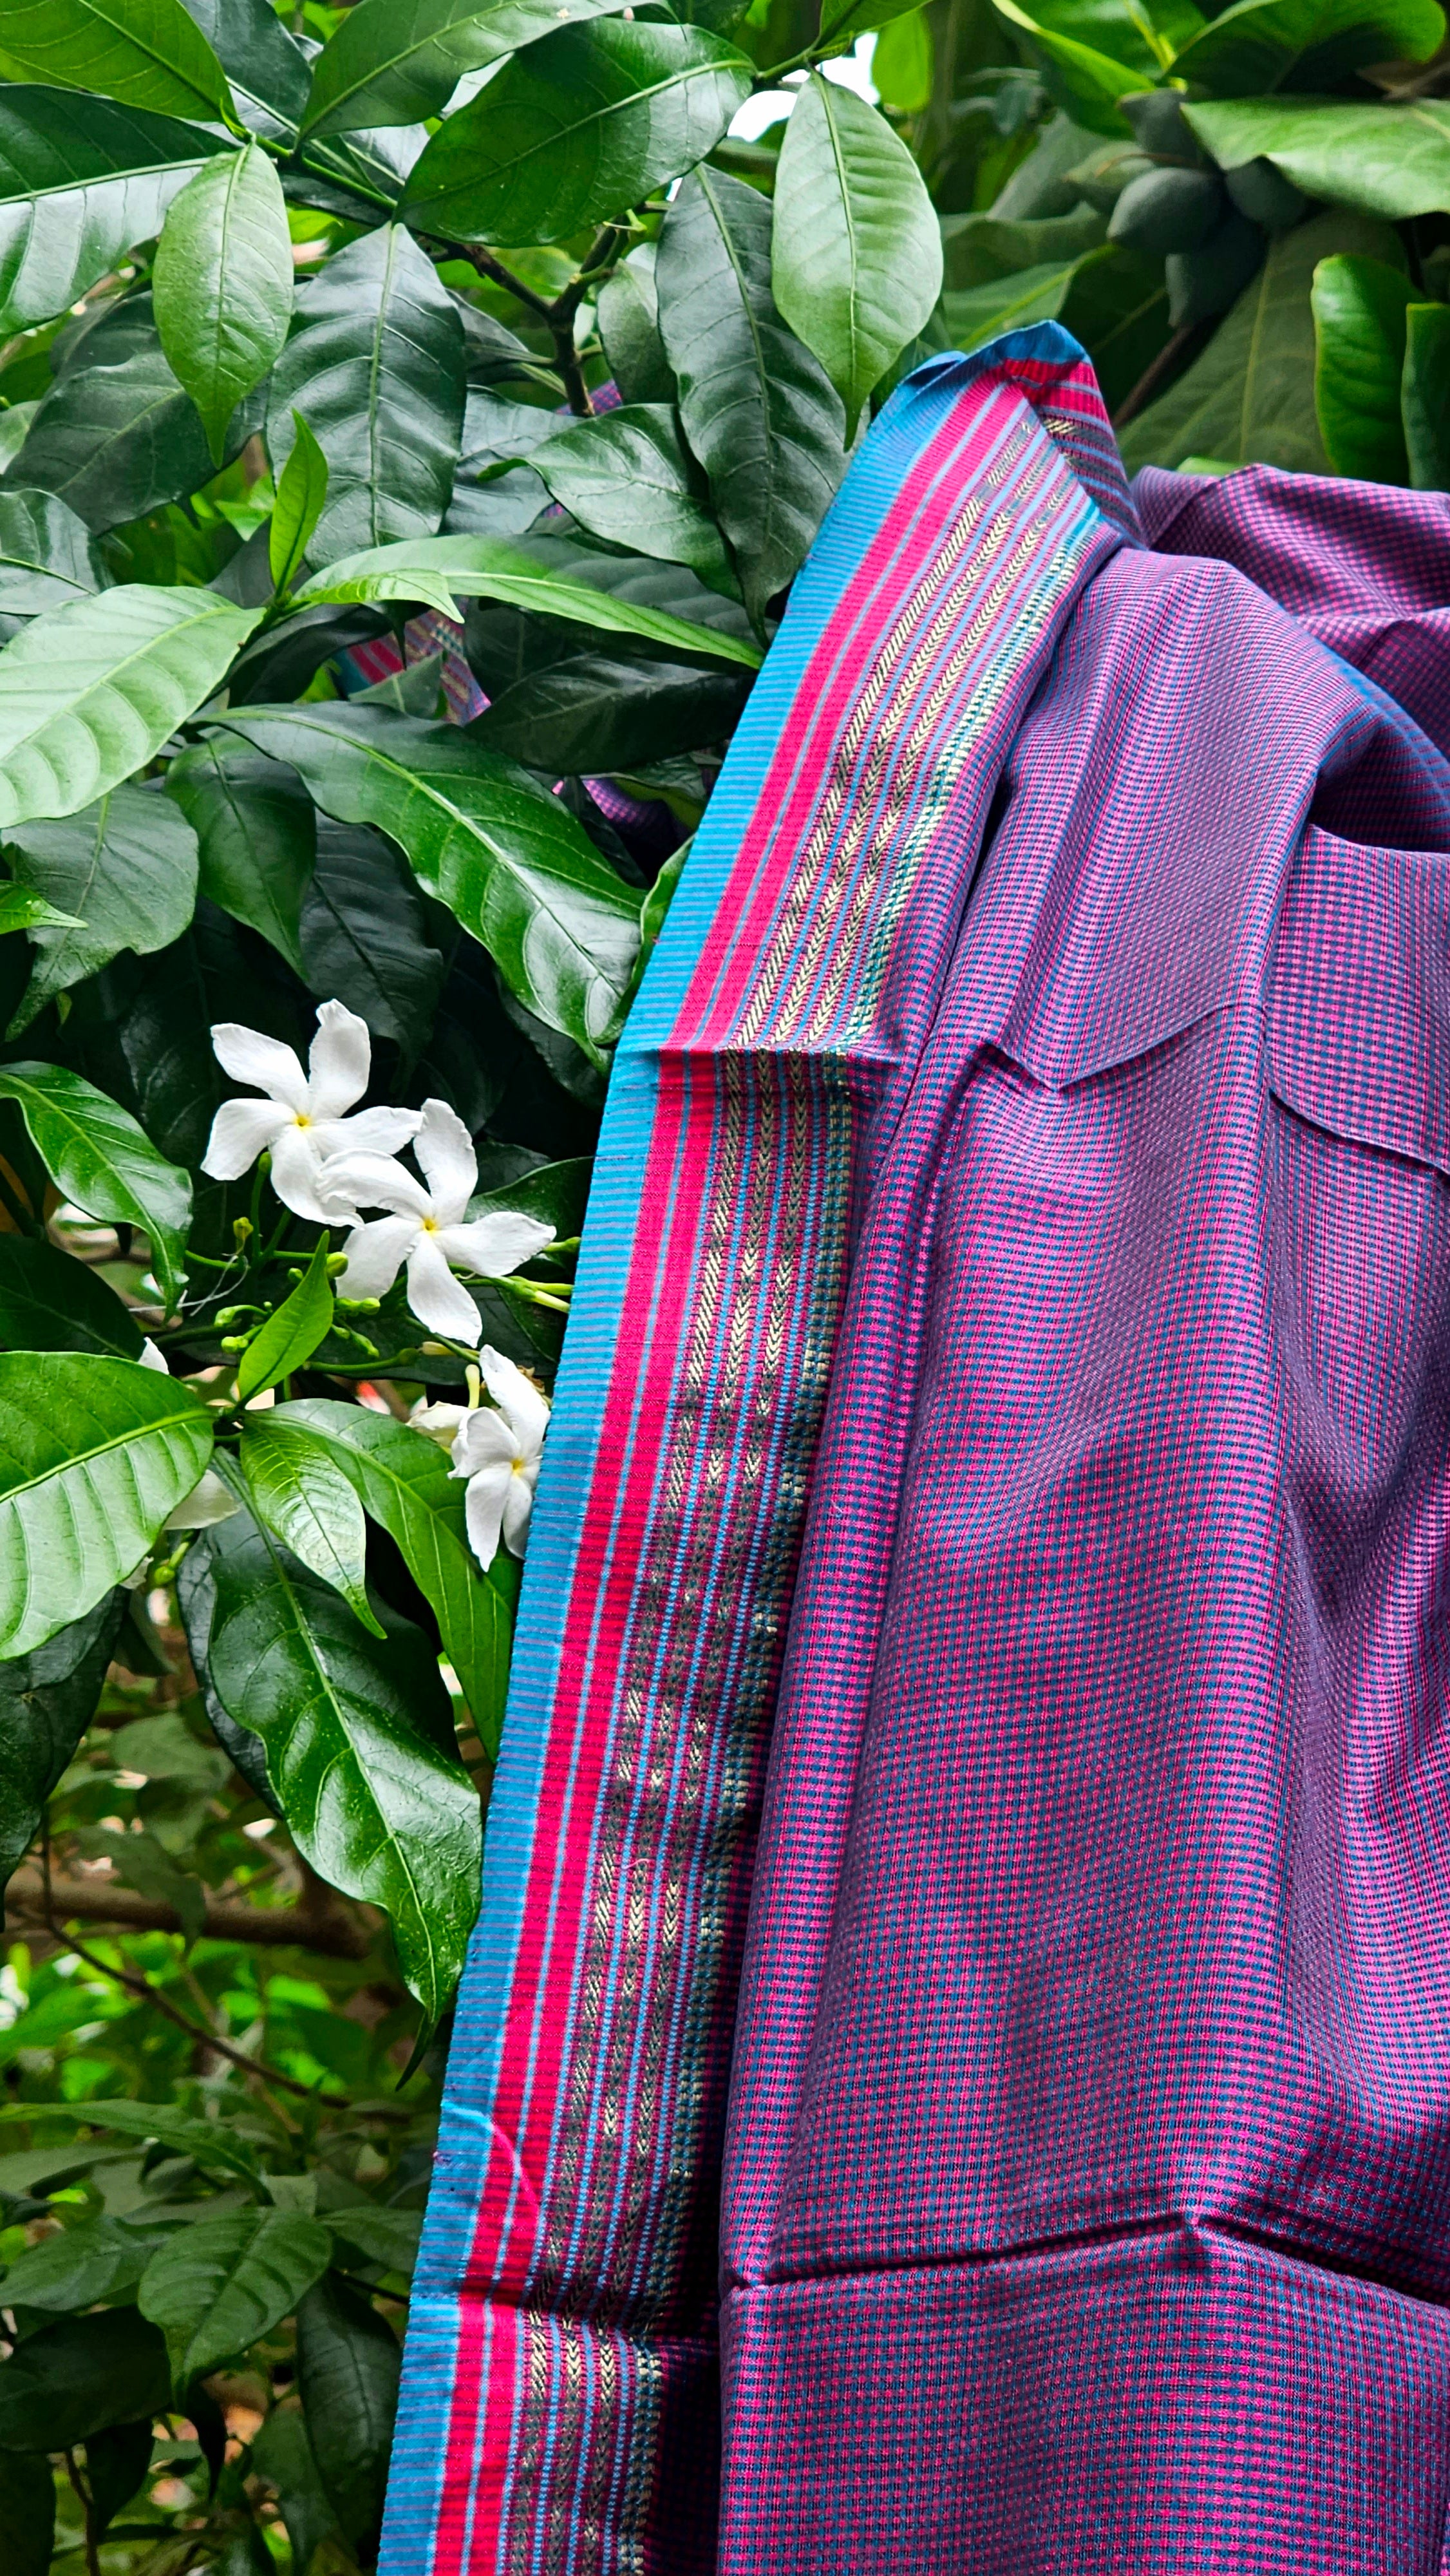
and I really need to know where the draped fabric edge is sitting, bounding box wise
[379,325,1136,2576]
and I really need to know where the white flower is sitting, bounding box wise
[449,1347,549,1564]
[409,1397,469,1447]
[137,1341,240,1533]
[328,1098,554,1348]
[200,1000,421,1225]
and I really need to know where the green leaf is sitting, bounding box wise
[1169,0,1444,99]
[299,818,446,1054]
[771,76,943,439]
[513,404,739,598]
[471,639,750,773]
[0,2094,263,2178]
[0,2208,173,2309]
[0,0,235,125]
[0,1350,210,1655]
[399,20,753,247]
[202,1510,482,2018]
[84,2420,154,2538]
[139,2208,332,2389]
[266,1397,512,1752]
[165,741,314,977]
[153,141,293,465]
[267,227,466,569]
[304,0,643,137]
[0,2451,53,2573]
[990,0,1139,133]
[296,531,763,665]
[0,489,109,616]
[180,0,312,145]
[1403,299,1450,490]
[941,254,1098,353]
[0,1063,194,1307]
[6,319,258,535]
[1118,207,1402,473]
[0,882,83,936]
[212,701,641,1061]
[4,785,200,1035]
[596,244,674,406]
[250,2407,342,2573]
[239,1414,381,1636]
[0,1236,144,1358]
[238,1238,336,1401]
[0,1589,125,1911]
[1312,251,1413,482]
[0,90,227,337]
[0,585,263,829]
[872,5,933,108]
[656,166,846,629]
[0,2307,170,2452]
[1185,98,1450,222]
[294,2273,399,2559]
[269,411,329,594]
[323,2204,423,2277]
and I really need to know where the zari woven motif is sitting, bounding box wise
[382,329,1450,2573]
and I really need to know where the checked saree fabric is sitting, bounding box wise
[382,325,1450,2573]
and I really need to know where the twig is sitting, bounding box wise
[460,243,554,323]
[9,1866,372,1957]
[64,2450,102,2576]
[1111,317,1216,430]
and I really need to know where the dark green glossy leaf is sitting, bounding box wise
[297,530,761,664]
[0,1236,144,1359]
[657,167,845,627]
[174,1532,277,1810]
[0,1064,193,1306]
[0,0,234,125]
[7,305,263,532]
[0,2450,54,2570]
[1312,251,1413,483]
[4,784,200,1035]
[299,817,447,1054]
[990,0,1138,134]
[0,1351,211,1654]
[154,140,294,463]
[267,226,466,569]
[1185,97,1450,223]
[0,2307,170,2452]
[165,742,315,978]
[180,0,312,144]
[214,702,641,1061]
[1169,0,1444,99]
[1404,299,1450,490]
[0,86,214,334]
[0,582,263,828]
[323,2203,422,2277]
[237,1239,335,1402]
[250,2406,341,2573]
[0,1589,125,1911]
[399,20,753,247]
[294,2273,399,2558]
[239,1416,381,1635]
[0,488,109,614]
[304,0,642,137]
[56,919,227,1178]
[139,2207,333,2388]
[0,2209,173,2308]
[202,1509,480,2018]
[471,643,750,772]
[266,1397,512,1750]
[294,119,430,218]
[596,243,673,405]
[85,2420,155,2537]
[771,74,943,437]
[519,404,737,595]
[269,411,329,594]
[1119,208,1401,472]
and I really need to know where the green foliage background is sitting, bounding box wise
[0,0,1443,2556]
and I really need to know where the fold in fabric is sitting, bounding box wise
[381,328,1450,2573]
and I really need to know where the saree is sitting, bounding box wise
[381,323,1450,2572]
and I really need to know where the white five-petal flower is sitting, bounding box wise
[201,1000,421,1225]
[449,1347,549,1565]
[328,1098,554,1347]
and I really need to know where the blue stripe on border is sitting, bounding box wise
[378,321,1094,2576]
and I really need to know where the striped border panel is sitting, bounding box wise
[381,325,1135,2576]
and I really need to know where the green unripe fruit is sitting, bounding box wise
[1120,89,1208,168]
[1109,167,1225,257]
[1165,211,1264,328]
[1065,143,1154,213]
[1223,157,1308,233]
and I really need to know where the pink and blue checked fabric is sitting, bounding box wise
[382,328,1450,2572]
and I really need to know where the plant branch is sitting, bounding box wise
[12,1863,372,1957]
[460,242,554,323]
[64,2450,102,2576]
[1111,317,1216,430]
